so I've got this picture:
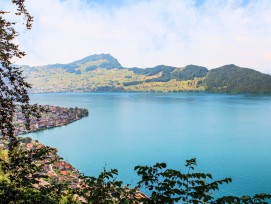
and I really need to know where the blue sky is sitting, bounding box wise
[1,0,271,72]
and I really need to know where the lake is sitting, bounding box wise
[27,92,271,197]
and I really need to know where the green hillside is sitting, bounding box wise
[23,54,271,93]
[205,64,271,93]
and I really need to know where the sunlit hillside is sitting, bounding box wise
[24,54,271,93]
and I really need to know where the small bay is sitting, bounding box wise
[27,92,271,197]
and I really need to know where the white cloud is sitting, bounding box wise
[3,0,271,73]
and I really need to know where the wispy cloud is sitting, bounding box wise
[4,0,271,72]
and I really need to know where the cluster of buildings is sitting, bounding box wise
[14,105,88,135]
[0,136,82,188]
[25,138,82,188]
[0,105,89,189]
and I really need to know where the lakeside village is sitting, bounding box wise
[0,105,89,190]
[14,105,89,135]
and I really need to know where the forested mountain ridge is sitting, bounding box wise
[24,54,271,93]
[205,64,271,93]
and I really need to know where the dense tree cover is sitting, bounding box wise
[205,65,271,93]
[130,65,176,76]
[172,65,208,81]
[125,65,208,85]
[145,65,208,83]
[1,1,271,203]
[129,64,271,92]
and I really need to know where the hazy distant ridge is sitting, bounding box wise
[24,54,271,94]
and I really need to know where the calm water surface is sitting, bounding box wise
[28,92,271,197]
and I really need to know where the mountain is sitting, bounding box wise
[205,64,271,93]
[25,54,123,75]
[23,54,271,93]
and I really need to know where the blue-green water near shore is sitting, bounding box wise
[27,92,271,197]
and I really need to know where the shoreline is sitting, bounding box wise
[28,91,271,96]
[14,105,89,135]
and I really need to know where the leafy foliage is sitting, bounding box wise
[135,159,271,203]
[0,1,70,203]
[78,168,140,204]
[0,0,41,145]
[135,158,232,203]
[73,159,271,204]
[11,0,33,29]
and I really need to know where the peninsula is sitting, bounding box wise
[13,105,88,135]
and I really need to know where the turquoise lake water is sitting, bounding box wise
[27,92,271,197]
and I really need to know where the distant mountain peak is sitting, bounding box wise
[184,64,208,70]
[223,64,238,67]
[42,53,123,74]
[73,53,115,62]
[70,53,122,68]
